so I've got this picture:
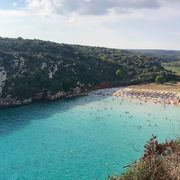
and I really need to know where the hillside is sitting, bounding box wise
[162,60,180,76]
[131,49,180,62]
[0,37,177,107]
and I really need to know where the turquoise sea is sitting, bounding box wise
[0,89,180,180]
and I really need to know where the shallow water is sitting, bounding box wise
[0,90,180,180]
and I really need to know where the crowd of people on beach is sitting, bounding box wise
[113,88,180,106]
[94,88,119,96]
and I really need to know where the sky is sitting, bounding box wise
[0,0,180,50]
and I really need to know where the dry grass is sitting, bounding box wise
[129,83,180,93]
[162,151,180,178]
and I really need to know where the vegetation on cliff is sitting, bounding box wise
[132,49,180,62]
[0,37,178,103]
[109,136,180,180]
[155,75,165,84]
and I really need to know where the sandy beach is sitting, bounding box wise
[112,84,180,106]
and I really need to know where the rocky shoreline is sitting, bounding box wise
[0,89,88,108]
[0,82,122,109]
[1,85,180,108]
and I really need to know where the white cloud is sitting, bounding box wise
[25,0,61,16]
[0,9,28,17]
[0,0,180,50]
[25,0,161,16]
[1,0,180,19]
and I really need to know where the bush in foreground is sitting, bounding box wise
[109,136,180,180]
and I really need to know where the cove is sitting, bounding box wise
[0,90,180,180]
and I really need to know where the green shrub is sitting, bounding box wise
[116,69,124,79]
[155,75,165,84]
